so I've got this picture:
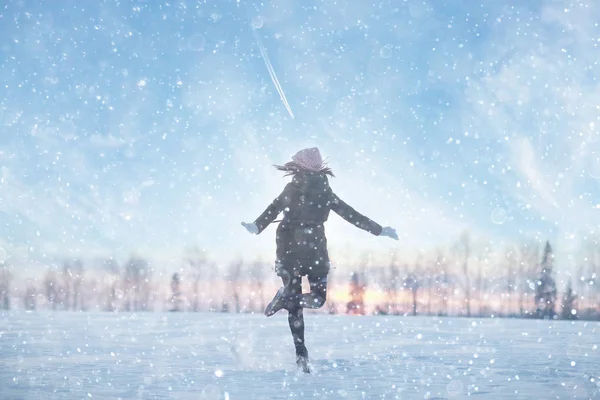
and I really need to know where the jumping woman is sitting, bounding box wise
[241,147,398,373]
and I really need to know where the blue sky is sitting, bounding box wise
[1,0,599,274]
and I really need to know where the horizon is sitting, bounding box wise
[2,244,593,320]
[1,1,600,283]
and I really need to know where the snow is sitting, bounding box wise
[1,312,599,399]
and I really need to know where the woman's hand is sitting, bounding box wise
[380,226,398,240]
[241,222,259,234]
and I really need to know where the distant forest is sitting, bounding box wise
[0,232,598,321]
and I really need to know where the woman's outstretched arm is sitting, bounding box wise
[329,193,383,236]
[252,183,295,234]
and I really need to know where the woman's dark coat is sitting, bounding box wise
[253,171,382,278]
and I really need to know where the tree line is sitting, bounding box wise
[0,234,598,320]
[342,235,597,321]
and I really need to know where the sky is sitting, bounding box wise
[1,0,600,277]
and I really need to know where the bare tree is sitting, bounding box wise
[387,254,400,314]
[575,244,588,311]
[347,270,367,315]
[228,260,243,313]
[595,247,600,315]
[82,277,97,312]
[372,266,386,315]
[250,259,266,313]
[584,239,600,314]
[535,241,557,319]
[184,247,207,312]
[404,272,419,316]
[470,242,494,317]
[59,259,84,312]
[60,261,72,310]
[398,263,411,313]
[517,242,539,317]
[588,240,600,316]
[98,257,120,312]
[455,232,472,317]
[71,260,84,311]
[123,257,152,312]
[207,261,219,311]
[23,278,37,311]
[169,273,182,312]
[472,246,486,317]
[425,259,435,316]
[503,247,517,317]
[433,250,451,317]
[517,244,529,316]
[403,257,421,317]
[43,268,59,310]
[0,262,12,310]
[561,280,577,320]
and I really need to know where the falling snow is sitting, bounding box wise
[1,0,600,399]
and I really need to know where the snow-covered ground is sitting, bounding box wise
[0,312,598,399]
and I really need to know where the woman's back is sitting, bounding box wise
[281,171,334,226]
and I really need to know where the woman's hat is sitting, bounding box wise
[291,147,324,171]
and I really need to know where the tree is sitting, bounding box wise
[503,246,517,317]
[0,262,12,310]
[535,241,557,319]
[386,254,400,314]
[455,232,472,317]
[585,239,600,315]
[123,257,152,312]
[346,271,367,315]
[169,273,183,312]
[373,265,388,314]
[206,261,219,311]
[43,268,59,310]
[561,280,577,320]
[70,260,84,311]
[575,243,589,311]
[228,260,243,313]
[97,257,120,312]
[404,272,419,316]
[425,259,435,316]
[474,244,492,317]
[184,247,207,312]
[60,261,72,310]
[250,259,266,313]
[60,259,84,311]
[23,279,37,311]
[517,242,539,317]
[434,251,451,317]
[346,256,370,315]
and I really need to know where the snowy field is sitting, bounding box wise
[0,312,599,399]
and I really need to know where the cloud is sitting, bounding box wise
[458,0,600,273]
[89,134,135,148]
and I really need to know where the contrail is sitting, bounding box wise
[252,28,295,119]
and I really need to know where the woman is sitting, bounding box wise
[241,147,398,373]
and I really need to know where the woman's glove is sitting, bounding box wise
[380,226,398,240]
[241,222,259,234]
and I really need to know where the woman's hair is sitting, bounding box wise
[273,161,335,177]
